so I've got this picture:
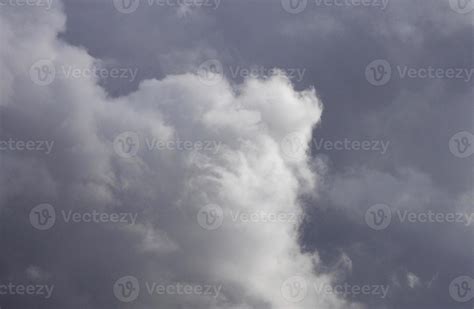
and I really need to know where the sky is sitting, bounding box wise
[0,0,473,308]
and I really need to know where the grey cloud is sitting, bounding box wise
[1,0,473,309]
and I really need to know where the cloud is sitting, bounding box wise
[0,3,361,308]
[2,1,472,308]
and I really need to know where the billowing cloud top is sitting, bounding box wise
[0,2,362,309]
